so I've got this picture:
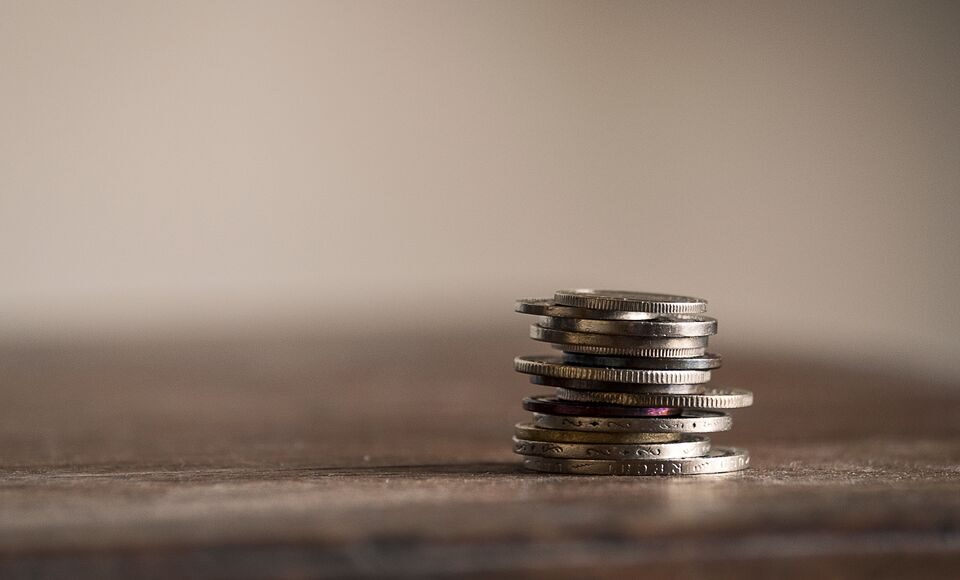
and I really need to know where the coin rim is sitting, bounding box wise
[555,387,755,409]
[531,325,709,349]
[554,289,708,314]
[530,411,733,433]
[521,447,750,475]
[561,352,722,370]
[512,435,711,459]
[540,315,717,337]
[515,355,712,385]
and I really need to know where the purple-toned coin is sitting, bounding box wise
[522,396,682,418]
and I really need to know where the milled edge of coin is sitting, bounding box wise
[531,411,733,433]
[554,289,708,314]
[530,375,706,394]
[539,315,717,337]
[515,355,712,385]
[514,422,681,443]
[515,298,660,321]
[521,447,750,476]
[553,343,708,357]
[531,325,709,349]
[522,396,682,418]
[561,352,722,370]
[512,435,711,460]
[555,387,755,409]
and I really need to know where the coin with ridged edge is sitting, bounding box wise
[529,375,706,394]
[553,343,708,357]
[561,352,722,370]
[554,289,707,314]
[513,435,711,460]
[523,396,682,417]
[516,298,661,321]
[531,411,733,433]
[522,447,749,476]
[539,315,716,337]
[515,355,711,385]
[555,387,754,409]
[531,325,709,350]
[513,422,681,443]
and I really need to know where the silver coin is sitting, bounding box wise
[554,289,707,314]
[539,315,717,337]
[553,343,708,358]
[515,355,711,385]
[516,298,660,321]
[513,435,710,460]
[531,411,733,433]
[529,375,706,394]
[521,447,750,476]
[561,352,722,370]
[514,422,682,443]
[556,387,754,409]
[531,325,709,349]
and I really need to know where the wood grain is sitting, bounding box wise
[1,329,958,578]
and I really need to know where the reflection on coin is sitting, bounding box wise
[561,352,722,370]
[530,375,706,394]
[513,422,681,443]
[523,396,682,418]
[531,325,709,349]
[513,435,710,460]
[553,343,708,358]
[516,298,660,321]
[522,447,749,476]
[539,315,717,337]
[555,387,754,409]
[554,289,708,314]
[515,355,711,385]
[531,411,732,433]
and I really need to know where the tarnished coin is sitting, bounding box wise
[555,387,754,409]
[553,343,708,358]
[515,355,711,385]
[513,422,681,443]
[531,411,733,433]
[522,447,750,476]
[531,325,709,350]
[516,298,660,321]
[554,289,708,314]
[562,352,722,370]
[523,396,682,418]
[539,315,717,337]
[513,435,710,460]
[529,375,706,394]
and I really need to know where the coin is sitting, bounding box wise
[523,396,682,418]
[531,410,733,433]
[516,298,660,321]
[554,289,708,314]
[539,315,717,337]
[531,325,709,349]
[513,422,681,443]
[555,387,754,409]
[513,435,710,460]
[521,447,749,476]
[562,352,722,370]
[552,343,708,357]
[515,355,711,385]
[529,375,706,394]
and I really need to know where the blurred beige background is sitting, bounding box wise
[1,1,957,377]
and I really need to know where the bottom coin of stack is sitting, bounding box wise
[512,289,753,476]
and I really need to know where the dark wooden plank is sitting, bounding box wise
[1,328,958,578]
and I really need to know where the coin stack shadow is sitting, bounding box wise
[513,290,753,475]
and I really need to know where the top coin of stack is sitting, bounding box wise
[512,289,752,476]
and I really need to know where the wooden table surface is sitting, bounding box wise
[1,328,959,578]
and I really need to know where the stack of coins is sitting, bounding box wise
[513,289,753,475]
